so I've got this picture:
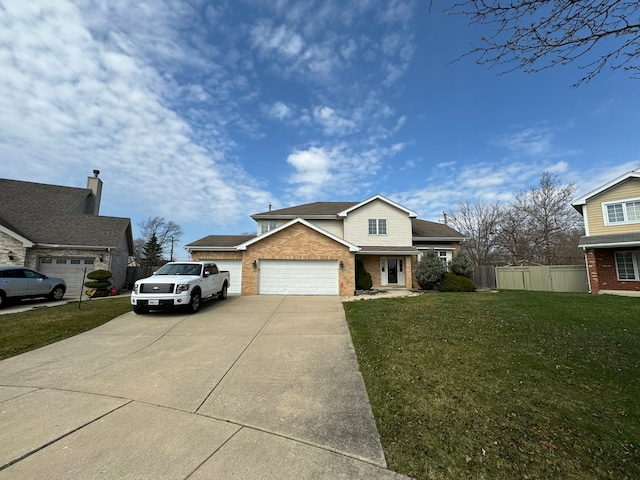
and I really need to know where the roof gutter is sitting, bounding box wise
[185,246,238,252]
[413,236,467,242]
[579,241,640,249]
[34,243,112,250]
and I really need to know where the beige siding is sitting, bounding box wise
[585,178,640,235]
[306,219,344,238]
[343,200,413,246]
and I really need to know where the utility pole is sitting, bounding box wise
[170,237,174,262]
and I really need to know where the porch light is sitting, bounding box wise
[98,253,104,262]
[339,261,344,269]
[252,260,257,268]
[7,250,14,260]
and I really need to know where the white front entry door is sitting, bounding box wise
[381,258,405,286]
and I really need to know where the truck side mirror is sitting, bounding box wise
[203,270,209,277]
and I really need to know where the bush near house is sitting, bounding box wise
[437,272,476,292]
[355,259,373,290]
[449,251,474,278]
[415,250,445,289]
[84,269,112,298]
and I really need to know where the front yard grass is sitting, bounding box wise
[344,291,639,479]
[0,297,132,360]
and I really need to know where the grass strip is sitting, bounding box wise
[0,297,132,360]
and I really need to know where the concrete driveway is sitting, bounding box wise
[0,296,406,479]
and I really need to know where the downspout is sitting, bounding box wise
[583,247,592,294]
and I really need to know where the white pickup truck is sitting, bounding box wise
[131,261,230,314]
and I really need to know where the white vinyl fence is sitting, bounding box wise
[495,265,589,293]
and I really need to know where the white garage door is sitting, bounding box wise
[38,258,95,297]
[207,260,242,294]
[258,260,338,295]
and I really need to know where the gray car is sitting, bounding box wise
[0,266,66,307]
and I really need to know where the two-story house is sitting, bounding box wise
[572,167,640,295]
[186,195,465,296]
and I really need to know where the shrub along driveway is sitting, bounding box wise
[345,290,640,480]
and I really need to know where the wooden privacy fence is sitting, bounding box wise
[496,265,589,293]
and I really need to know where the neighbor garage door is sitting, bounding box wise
[206,259,242,294]
[38,258,95,297]
[258,260,338,295]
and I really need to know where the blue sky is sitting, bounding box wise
[1,0,639,260]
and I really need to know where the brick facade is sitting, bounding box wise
[359,255,415,289]
[586,248,640,294]
[240,223,355,296]
[191,251,243,261]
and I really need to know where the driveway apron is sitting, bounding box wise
[0,296,406,479]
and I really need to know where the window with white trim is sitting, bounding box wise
[368,219,387,235]
[604,199,640,225]
[261,220,277,234]
[615,251,640,280]
[437,251,448,270]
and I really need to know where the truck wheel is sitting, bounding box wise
[218,282,228,300]
[189,291,201,313]
[133,305,148,314]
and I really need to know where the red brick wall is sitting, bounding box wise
[586,248,640,294]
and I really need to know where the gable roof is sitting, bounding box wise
[572,167,640,212]
[251,195,419,219]
[0,177,133,251]
[237,218,360,252]
[411,218,465,240]
[337,194,418,218]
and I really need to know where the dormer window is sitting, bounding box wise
[261,221,277,234]
[604,199,640,225]
[368,219,387,235]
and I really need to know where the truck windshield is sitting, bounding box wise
[155,264,202,276]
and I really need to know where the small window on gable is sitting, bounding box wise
[368,219,387,235]
[261,221,277,234]
[605,199,640,225]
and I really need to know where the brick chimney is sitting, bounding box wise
[86,169,103,215]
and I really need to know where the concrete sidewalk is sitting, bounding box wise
[0,296,407,479]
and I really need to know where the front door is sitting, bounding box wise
[387,259,398,283]
[381,258,405,286]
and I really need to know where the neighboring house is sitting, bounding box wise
[0,171,134,295]
[186,195,465,296]
[572,167,640,296]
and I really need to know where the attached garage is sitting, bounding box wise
[204,259,242,294]
[258,260,339,295]
[38,257,95,296]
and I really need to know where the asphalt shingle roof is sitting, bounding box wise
[578,233,640,247]
[186,235,256,248]
[252,202,358,218]
[0,178,132,248]
[411,218,465,238]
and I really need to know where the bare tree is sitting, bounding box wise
[492,173,584,265]
[136,217,183,261]
[446,1,640,86]
[449,200,502,266]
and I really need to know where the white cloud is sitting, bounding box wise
[492,127,554,156]
[0,0,272,232]
[313,106,358,136]
[264,101,294,120]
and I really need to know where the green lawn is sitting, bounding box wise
[344,291,639,480]
[0,297,132,360]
